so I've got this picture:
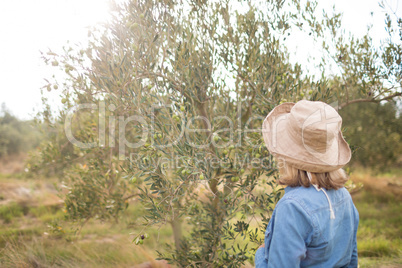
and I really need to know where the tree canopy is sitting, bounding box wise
[30,0,401,266]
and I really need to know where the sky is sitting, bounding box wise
[0,0,400,120]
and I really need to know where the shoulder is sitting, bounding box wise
[283,186,352,211]
[275,188,315,223]
[273,190,315,239]
[280,186,322,212]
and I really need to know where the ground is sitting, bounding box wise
[0,159,401,267]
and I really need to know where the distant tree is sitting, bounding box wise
[0,104,42,158]
[340,101,402,170]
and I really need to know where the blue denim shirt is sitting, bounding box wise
[255,185,359,267]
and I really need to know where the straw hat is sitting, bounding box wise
[262,100,351,173]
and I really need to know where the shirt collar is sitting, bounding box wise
[284,185,336,219]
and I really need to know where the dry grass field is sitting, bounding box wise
[0,157,400,267]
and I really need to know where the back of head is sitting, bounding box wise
[277,158,348,190]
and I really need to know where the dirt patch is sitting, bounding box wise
[350,172,402,201]
[79,234,121,244]
[0,180,62,207]
[0,153,27,174]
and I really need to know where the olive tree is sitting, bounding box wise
[31,0,401,266]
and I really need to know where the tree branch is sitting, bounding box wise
[237,73,257,125]
[136,71,191,100]
[339,92,402,109]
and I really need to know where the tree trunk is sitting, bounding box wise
[171,216,183,251]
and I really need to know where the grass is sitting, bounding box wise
[0,200,175,267]
[0,202,26,224]
[0,170,401,267]
[0,174,176,267]
[350,171,402,267]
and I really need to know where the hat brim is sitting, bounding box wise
[262,102,351,173]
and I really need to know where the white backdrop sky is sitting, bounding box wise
[0,0,400,119]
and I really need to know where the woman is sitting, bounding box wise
[255,100,359,267]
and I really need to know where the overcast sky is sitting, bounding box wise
[0,0,400,119]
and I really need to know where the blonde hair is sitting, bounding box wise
[277,159,349,190]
